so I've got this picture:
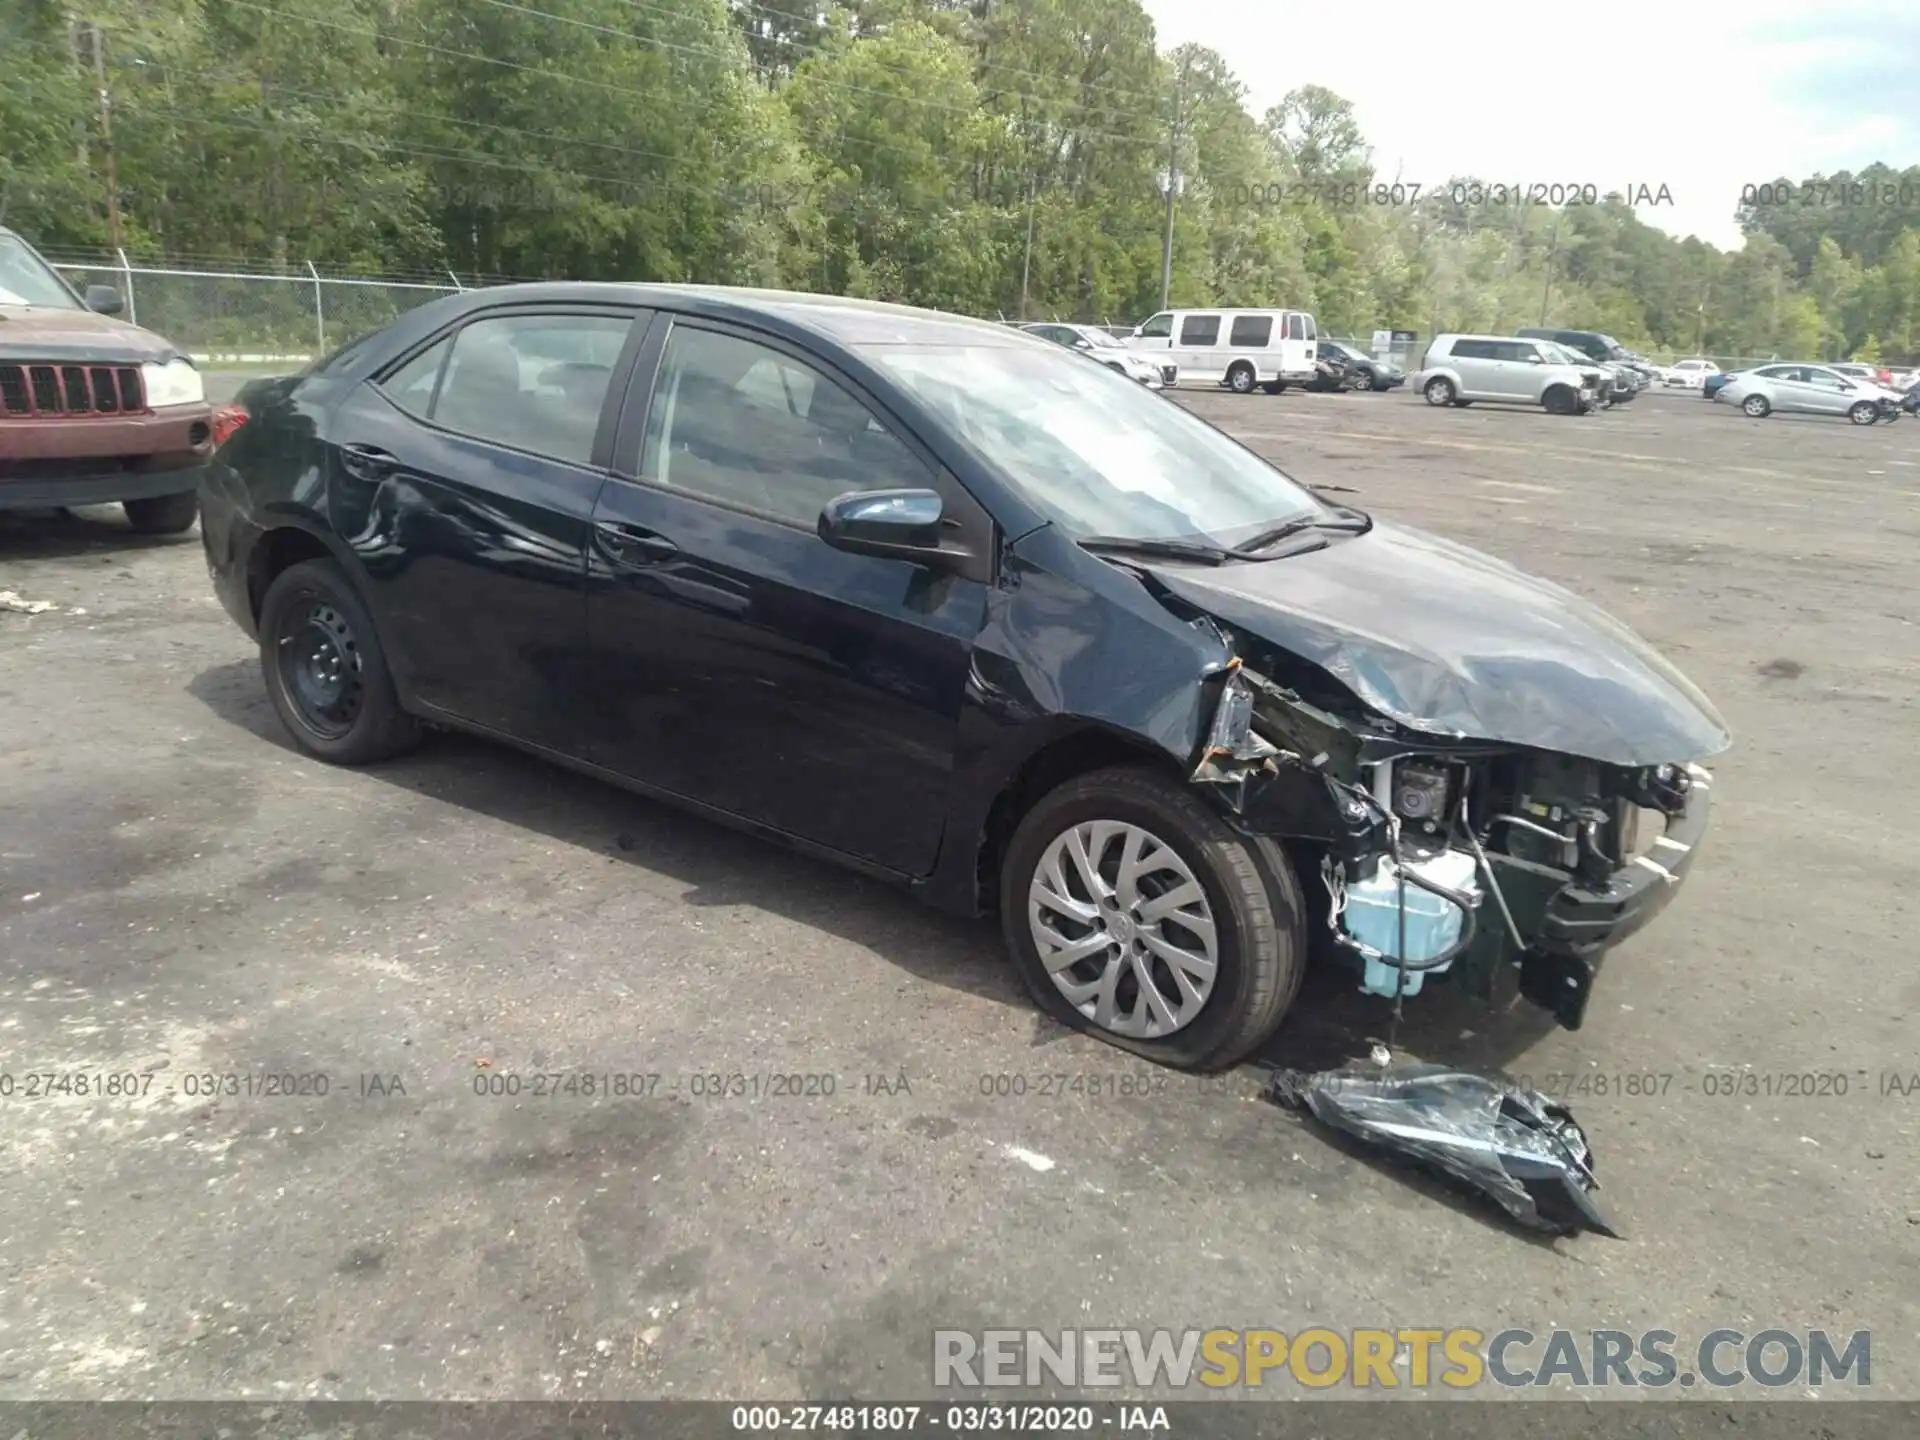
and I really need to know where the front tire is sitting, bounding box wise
[1423,376,1456,406]
[259,558,421,765]
[123,492,199,534]
[1542,385,1579,416]
[1848,400,1880,425]
[1000,765,1304,1072]
[1343,369,1371,392]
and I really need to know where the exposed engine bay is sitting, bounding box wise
[1189,647,1709,1030]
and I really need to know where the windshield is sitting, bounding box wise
[873,344,1324,546]
[0,234,82,309]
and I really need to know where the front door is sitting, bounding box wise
[581,319,992,875]
[1797,367,1854,415]
[325,305,642,753]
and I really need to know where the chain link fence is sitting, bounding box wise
[48,252,490,362]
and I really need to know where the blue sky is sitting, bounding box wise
[1140,0,1920,251]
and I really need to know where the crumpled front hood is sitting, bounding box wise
[1144,520,1731,767]
[0,304,179,364]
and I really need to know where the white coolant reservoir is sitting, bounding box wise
[1341,849,1481,999]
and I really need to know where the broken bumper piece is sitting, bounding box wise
[1268,1063,1622,1238]
[1521,765,1712,1028]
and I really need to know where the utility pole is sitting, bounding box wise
[1537,210,1562,326]
[89,24,123,252]
[1159,64,1184,312]
[1019,171,1036,319]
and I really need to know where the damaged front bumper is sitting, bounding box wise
[1191,662,1715,1031]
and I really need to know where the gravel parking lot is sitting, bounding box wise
[2,383,1917,1403]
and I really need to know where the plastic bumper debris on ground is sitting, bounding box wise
[1267,1063,1622,1238]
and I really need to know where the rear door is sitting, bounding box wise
[580,316,994,874]
[1176,312,1223,383]
[325,304,644,753]
[1278,312,1315,379]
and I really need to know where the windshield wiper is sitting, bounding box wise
[1077,535,1234,566]
[1234,510,1372,555]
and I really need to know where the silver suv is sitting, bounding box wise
[1414,335,1605,415]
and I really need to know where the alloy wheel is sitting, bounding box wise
[1027,820,1219,1039]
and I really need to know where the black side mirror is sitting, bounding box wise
[818,488,962,567]
[84,284,125,315]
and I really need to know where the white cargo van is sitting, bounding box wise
[1123,309,1319,393]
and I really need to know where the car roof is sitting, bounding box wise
[449,281,1028,349]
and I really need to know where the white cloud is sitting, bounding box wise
[1139,0,1918,252]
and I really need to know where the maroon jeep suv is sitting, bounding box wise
[0,227,216,534]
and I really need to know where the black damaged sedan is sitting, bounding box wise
[201,284,1728,1071]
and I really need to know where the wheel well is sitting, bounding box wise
[1226,359,1255,377]
[972,727,1179,914]
[247,527,333,623]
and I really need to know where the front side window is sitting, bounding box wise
[640,326,932,528]
[427,312,632,465]
[872,343,1326,549]
[1179,315,1221,347]
[0,234,81,309]
[1138,313,1174,339]
[1229,315,1273,347]
[1803,369,1847,390]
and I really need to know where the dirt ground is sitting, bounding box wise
[1,381,1916,1405]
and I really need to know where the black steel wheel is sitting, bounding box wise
[259,558,421,764]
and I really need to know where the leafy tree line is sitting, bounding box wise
[3,0,1918,360]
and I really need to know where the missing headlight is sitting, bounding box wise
[1392,761,1451,825]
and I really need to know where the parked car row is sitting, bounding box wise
[1021,311,1409,401]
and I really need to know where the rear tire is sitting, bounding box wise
[1000,765,1305,1072]
[123,492,199,535]
[1226,363,1256,395]
[258,558,421,766]
[1423,376,1456,406]
[1742,394,1771,417]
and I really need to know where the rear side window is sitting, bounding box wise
[1285,314,1307,340]
[1229,315,1272,347]
[1179,315,1221,346]
[1452,339,1493,360]
[381,337,451,412]
[426,312,633,465]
